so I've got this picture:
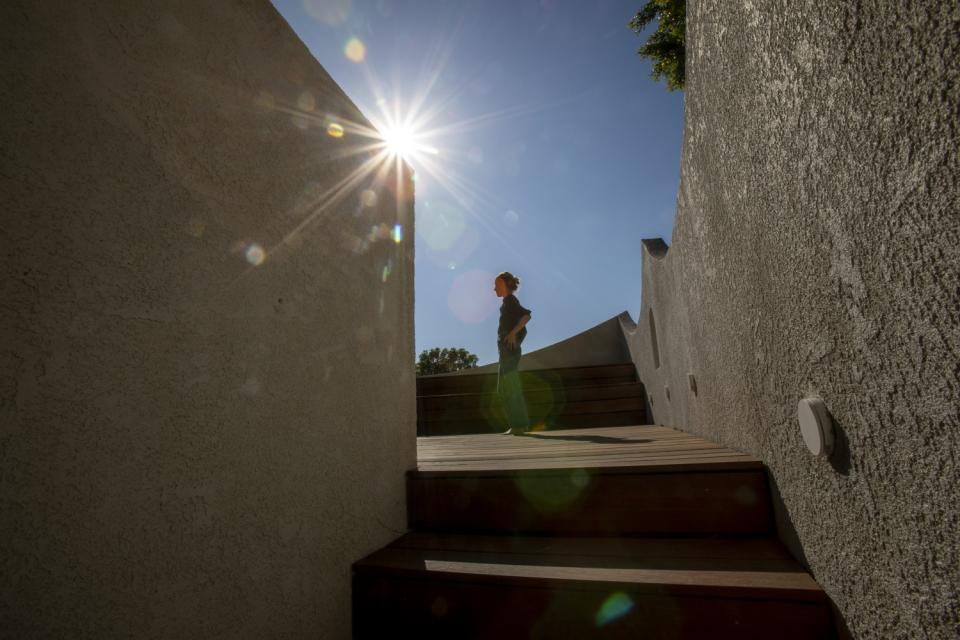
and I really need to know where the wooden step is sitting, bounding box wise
[411,427,770,536]
[417,362,638,396]
[423,396,644,422]
[419,383,648,437]
[408,466,771,536]
[419,381,647,413]
[353,532,832,639]
[418,409,648,437]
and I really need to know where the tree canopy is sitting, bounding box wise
[629,0,686,91]
[416,347,480,377]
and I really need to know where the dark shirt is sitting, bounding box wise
[498,294,532,345]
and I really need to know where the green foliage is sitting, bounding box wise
[416,347,479,376]
[629,0,686,91]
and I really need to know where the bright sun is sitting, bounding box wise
[383,126,416,159]
[378,122,438,163]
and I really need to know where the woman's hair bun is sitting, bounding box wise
[496,271,520,291]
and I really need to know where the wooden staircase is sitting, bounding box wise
[354,367,835,639]
[417,363,646,436]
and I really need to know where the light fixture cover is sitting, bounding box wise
[798,396,834,457]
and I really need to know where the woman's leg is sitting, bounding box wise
[497,350,529,433]
[504,371,530,432]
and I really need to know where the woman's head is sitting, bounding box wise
[494,271,520,297]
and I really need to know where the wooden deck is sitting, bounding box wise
[417,424,763,474]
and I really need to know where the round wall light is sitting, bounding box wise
[797,396,834,457]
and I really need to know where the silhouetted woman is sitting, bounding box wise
[494,272,531,435]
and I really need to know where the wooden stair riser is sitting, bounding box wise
[418,374,638,397]
[353,574,832,640]
[418,410,649,436]
[421,395,646,422]
[408,469,773,536]
[419,382,646,412]
[417,363,638,396]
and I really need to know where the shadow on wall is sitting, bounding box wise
[827,419,852,476]
[767,473,853,640]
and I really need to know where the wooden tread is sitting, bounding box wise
[353,533,832,639]
[416,425,762,473]
[356,532,825,600]
[409,426,771,536]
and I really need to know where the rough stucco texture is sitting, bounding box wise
[627,1,959,638]
[0,2,415,637]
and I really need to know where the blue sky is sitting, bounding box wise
[271,0,683,366]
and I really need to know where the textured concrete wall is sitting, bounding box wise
[0,2,415,637]
[627,1,959,638]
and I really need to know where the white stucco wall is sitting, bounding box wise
[0,1,415,637]
[627,1,959,638]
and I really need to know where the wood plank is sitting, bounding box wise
[417,447,748,465]
[414,425,761,474]
[418,381,646,411]
[355,537,824,600]
[408,469,773,536]
[354,574,832,639]
[420,410,649,436]
[418,439,737,454]
[416,443,730,462]
[416,455,761,476]
[391,532,793,561]
[421,395,646,422]
[418,374,640,397]
[416,458,764,476]
[417,363,639,396]
[418,425,692,440]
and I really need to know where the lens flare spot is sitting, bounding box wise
[382,260,392,282]
[447,269,498,324]
[596,592,634,626]
[360,189,378,207]
[291,114,309,130]
[515,471,586,514]
[240,376,261,396]
[245,244,266,266]
[344,37,366,63]
[419,201,466,251]
[185,218,206,238]
[302,0,351,25]
[254,90,275,110]
[448,262,457,270]
[431,596,448,617]
[326,122,345,138]
[571,468,590,489]
[297,90,316,112]
[392,224,403,243]
[735,485,758,505]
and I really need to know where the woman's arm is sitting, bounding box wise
[504,314,530,348]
